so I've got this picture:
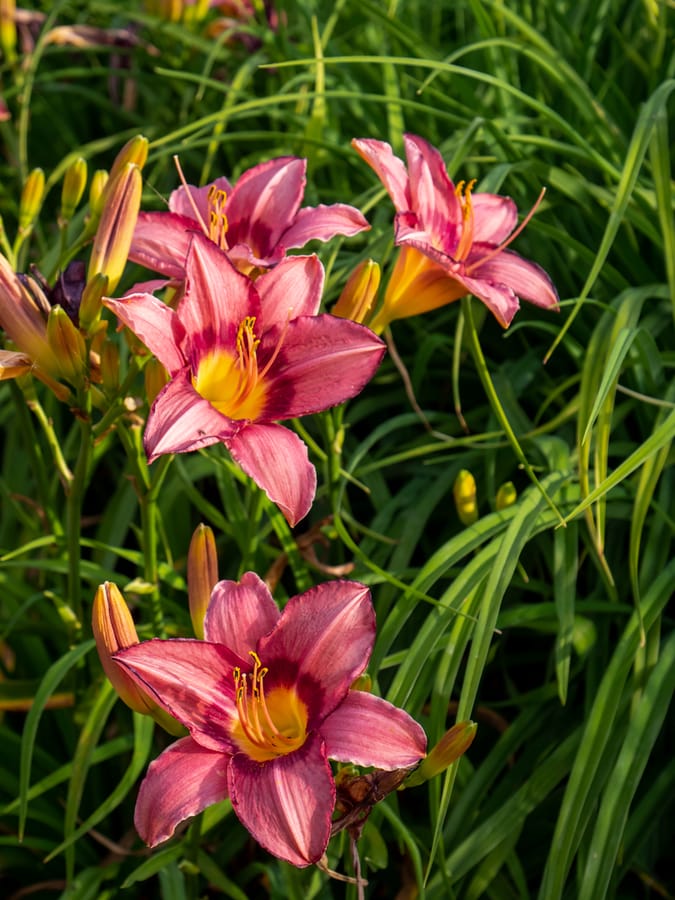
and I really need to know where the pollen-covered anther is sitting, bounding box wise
[454,178,477,260]
[207,185,229,250]
[232,650,309,762]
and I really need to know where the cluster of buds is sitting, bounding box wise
[452,470,519,525]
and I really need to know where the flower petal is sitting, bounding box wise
[225,157,306,259]
[228,732,334,866]
[130,211,197,279]
[280,202,370,250]
[351,137,411,211]
[169,176,232,223]
[177,233,260,358]
[471,193,518,244]
[470,247,560,311]
[114,639,244,751]
[144,372,237,462]
[204,572,280,655]
[103,292,186,374]
[403,133,460,254]
[0,349,32,380]
[135,736,230,846]
[226,423,316,526]
[258,580,374,723]
[254,255,325,326]
[321,690,427,768]
[259,314,386,419]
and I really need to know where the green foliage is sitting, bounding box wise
[1,0,673,897]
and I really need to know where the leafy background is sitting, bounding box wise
[1,0,674,898]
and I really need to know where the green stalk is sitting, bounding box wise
[461,295,564,525]
[65,398,92,635]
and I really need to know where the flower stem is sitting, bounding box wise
[65,400,93,634]
[461,295,564,526]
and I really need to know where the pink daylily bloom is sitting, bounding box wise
[352,133,559,328]
[130,156,369,279]
[114,573,427,867]
[104,234,385,525]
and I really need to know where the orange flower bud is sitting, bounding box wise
[88,163,142,293]
[187,524,218,638]
[495,481,517,511]
[79,272,108,333]
[92,582,184,734]
[18,168,45,234]
[0,0,17,65]
[107,135,149,184]
[350,673,372,692]
[60,156,88,224]
[332,259,380,326]
[404,720,477,787]
[0,349,32,380]
[453,469,478,526]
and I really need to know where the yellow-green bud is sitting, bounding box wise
[187,523,218,639]
[46,306,87,386]
[332,259,380,326]
[79,272,109,333]
[88,163,142,293]
[107,135,149,185]
[88,169,109,225]
[350,673,372,692]
[92,582,183,734]
[144,356,169,405]
[404,721,477,787]
[0,0,17,65]
[495,481,517,511]
[18,168,45,234]
[60,156,88,224]
[453,469,478,526]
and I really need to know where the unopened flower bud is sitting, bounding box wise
[404,720,477,787]
[60,156,88,224]
[453,469,478,526]
[107,135,149,185]
[46,306,87,386]
[332,259,380,326]
[79,272,108,332]
[495,481,517,511]
[87,169,109,224]
[88,163,142,293]
[187,523,218,638]
[144,356,168,405]
[92,582,183,734]
[350,673,372,692]
[18,168,45,234]
[0,0,17,65]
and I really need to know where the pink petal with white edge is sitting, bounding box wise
[226,422,316,526]
[259,314,386,420]
[104,292,186,375]
[352,138,411,211]
[470,247,560,310]
[225,157,306,257]
[135,736,229,846]
[254,255,325,326]
[178,234,259,356]
[259,580,374,723]
[471,193,518,244]
[144,372,237,462]
[130,211,198,279]
[228,733,334,867]
[403,133,460,254]
[204,572,280,657]
[169,176,232,224]
[280,202,370,249]
[321,690,427,768]
[115,639,244,752]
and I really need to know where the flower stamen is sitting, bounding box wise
[207,185,229,251]
[466,187,546,275]
[454,179,476,261]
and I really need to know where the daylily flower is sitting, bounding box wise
[130,155,370,279]
[104,234,385,525]
[114,573,427,866]
[352,133,559,328]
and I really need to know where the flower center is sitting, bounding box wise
[231,651,308,763]
[192,317,268,420]
[453,179,476,261]
[207,185,229,251]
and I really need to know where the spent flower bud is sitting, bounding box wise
[187,523,218,638]
[332,259,380,326]
[453,469,478,526]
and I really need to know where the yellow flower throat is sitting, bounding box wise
[231,651,308,763]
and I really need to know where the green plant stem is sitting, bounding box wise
[65,401,93,634]
[461,295,564,525]
[24,391,74,491]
